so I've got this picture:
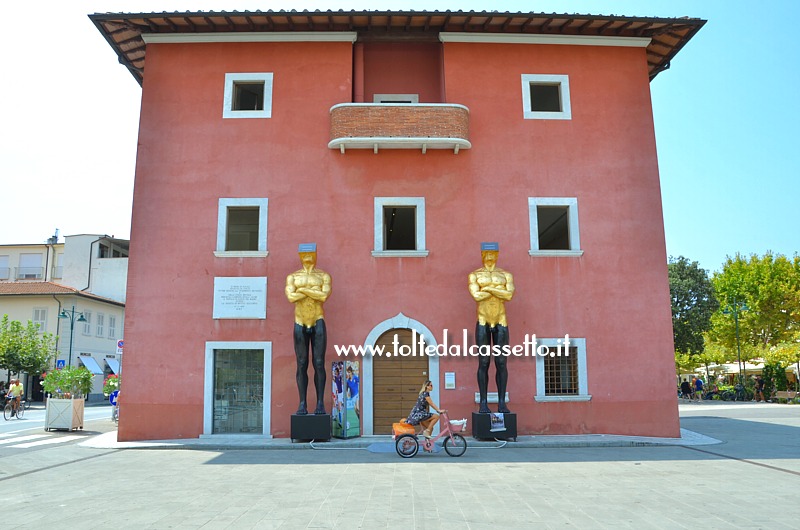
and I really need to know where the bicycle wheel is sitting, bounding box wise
[3,402,10,421]
[395,434,419,458]
[15,404,24,419]
[443,434,467,457]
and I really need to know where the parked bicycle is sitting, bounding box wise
[3,395,25,420]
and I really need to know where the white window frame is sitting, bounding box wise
[373,94,419,103]
[528,197,583,257]
[372,197,428,257]
[534,337,591,402]
[521,74,572,120]
[215,198,269,257]
[204,341,272,437]
[108,315,117,340]
[82,311,92,336]
[223,73,273,119]
[32,308,47,332]
[96,313,105,338]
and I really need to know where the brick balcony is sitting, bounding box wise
[329,103,471,154]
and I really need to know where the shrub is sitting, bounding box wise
[42,367,94,398]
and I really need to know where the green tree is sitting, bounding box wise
[710,253,800,350]
[0,314,58,380]
[668,256,719,355]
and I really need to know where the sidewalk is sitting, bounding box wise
[81,426,721,451]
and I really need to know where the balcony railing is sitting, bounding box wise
[329,103,471,154]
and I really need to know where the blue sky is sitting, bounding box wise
[1,1,797,273]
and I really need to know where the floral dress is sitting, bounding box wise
[406,391,432,425]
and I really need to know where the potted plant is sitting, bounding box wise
[42,366,93,431]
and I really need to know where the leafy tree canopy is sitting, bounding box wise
[710,252,800,350]
[0,314,58,377]
[668,256,719,355]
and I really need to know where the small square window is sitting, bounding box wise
[529,84,562,113]
[529,198,582,256]
[216,198,269,257]
[373,197,428,257]
[521,74,571,120]
[233,82,265,111]
[223,73,273,119]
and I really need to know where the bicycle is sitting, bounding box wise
[395,411,468,458]
[3,396,25,420]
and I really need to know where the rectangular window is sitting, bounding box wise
[96,313,105,337]
[108,315,117,339]
[521,74,572,120]
[223,73,273,119]
[383,206,416,251]
[544,348,579,395]
[226,207,260,251]
[212,348,264,434]
[83,311,92,335]
[535,338,590,402]
[373,197,428,257]
[528,198,583,256]
[204,341,272,436]
[52,253,63,279]
[18,253,43,279]
[0,255,9,280]
[32,308,47,331]
[215,198,269,257]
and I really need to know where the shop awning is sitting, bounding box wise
[106,358,120,374]
[77,356,104,374]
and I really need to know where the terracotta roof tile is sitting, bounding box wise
[0,282,124,306]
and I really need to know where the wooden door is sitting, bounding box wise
[372,329,429,434]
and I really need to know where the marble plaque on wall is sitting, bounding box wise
[213,277,267,319]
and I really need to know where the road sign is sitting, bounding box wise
[116,340,124,355]
[56,359,66,369]
[109,390,119,405]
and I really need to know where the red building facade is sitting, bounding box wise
[92,11,704,441]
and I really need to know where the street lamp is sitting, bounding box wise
[722,299,748,386]
[59,306,87,367]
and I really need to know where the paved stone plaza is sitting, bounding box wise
[2,402,798,529]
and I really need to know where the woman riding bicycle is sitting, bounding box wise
[406,380,445,439]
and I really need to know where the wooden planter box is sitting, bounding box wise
[44,396,85,431]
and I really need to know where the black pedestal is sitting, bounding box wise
[291,414,332,442]
[472,412,517,441]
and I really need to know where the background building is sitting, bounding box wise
[91,9,704,441]
[0,233,127,399]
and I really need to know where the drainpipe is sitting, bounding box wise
[44,243,50,283]
[51,295,64,366]
[82,237,104,292]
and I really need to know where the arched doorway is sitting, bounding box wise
[372,329,429,434]
[361,313,439,436]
